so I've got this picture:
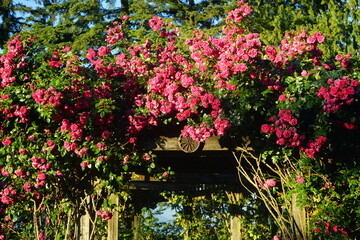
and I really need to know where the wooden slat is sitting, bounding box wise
[227,192,244,240]
[131,174,161,182]
[107,194,119,240]
[79,212,90,240]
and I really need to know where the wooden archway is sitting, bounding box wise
[79,136,245,240]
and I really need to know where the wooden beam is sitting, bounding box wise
[149,136,233,151]
[131,173,239,185]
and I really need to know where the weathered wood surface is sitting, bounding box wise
[227,192,244,240]
[107,194,119,240]
[146,136,238,151]
[292,194,307,240]
[79,212,90,240]
[129,174,239,192]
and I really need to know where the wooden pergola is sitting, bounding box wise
[79,135,245,240]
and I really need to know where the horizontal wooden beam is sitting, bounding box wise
[131,173,239,186]
[131,174,161,182]
[129,181,241,192]
[154,136,235,151]
[151,136,232,151]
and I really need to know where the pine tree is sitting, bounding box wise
[243,0,359,57]
[117,0,236,43]
[20,0,128,53]
[0,0,26,47]
[125,0,359,57]
[3,0,358,57]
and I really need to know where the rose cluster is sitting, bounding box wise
[317,76,359,113]
[261,110,304,147]
[98,17,232,143]
[32,87,64,107]
[226,0,252,23]
[299,136,327,159]
[96,210,113,221]
[265,30,324,69]
[313,221,348,237]
[0,35,27,88]
[0,101,30,123]
[261,110,327,158]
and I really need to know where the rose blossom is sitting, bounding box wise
[296,175,305,184]
[2,137,12,146]
[19,148,27,155]
[80,161,90,169]
[266,179,277,187]
[278,94,287,102]
[23,182,32,192]
[143,153,151,161]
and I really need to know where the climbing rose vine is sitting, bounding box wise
[0,0,359,239]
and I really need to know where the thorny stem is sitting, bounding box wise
[33,197,44,240]
[233,147,294,238]
[64,208,72,240]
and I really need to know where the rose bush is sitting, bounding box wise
[0,0,359,239]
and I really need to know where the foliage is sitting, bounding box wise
[126,0,237,41]
[3,0,359,59]
[0,0,359,239]
[154,189,277,239]
[0,31,161,238]
[0,0,28,47]
[2,0,126,53]
[161,191,231,240]
[139,203,182,240]
[244,0,360,58]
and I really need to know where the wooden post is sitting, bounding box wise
[291,194,307,240]
[79,212,90,240]
[230,215,242,240]
[75,194,92,240]
[108,194,119,240]
[133,214,141,240]
[183,205,193,240]
[226,191,243,240]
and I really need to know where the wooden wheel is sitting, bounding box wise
[178,134,201,153]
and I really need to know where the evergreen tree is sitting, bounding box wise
[125,0,359,57]
[126,0,236,40]
[3,0,358,56]
[243,0,359,57]
[0,0,26,47]
[20,0,128,53]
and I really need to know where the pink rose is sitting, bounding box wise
[2,137,12,146]
[296,175,305,184]
[143,153,151,161]
[278,94,287,102]
[266,179,277,187]
[80,161,90,169]
[19,148,27,155]
[98,46,110,57]
[23,182,32,192]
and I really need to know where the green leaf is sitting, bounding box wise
[123,165,129,171]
